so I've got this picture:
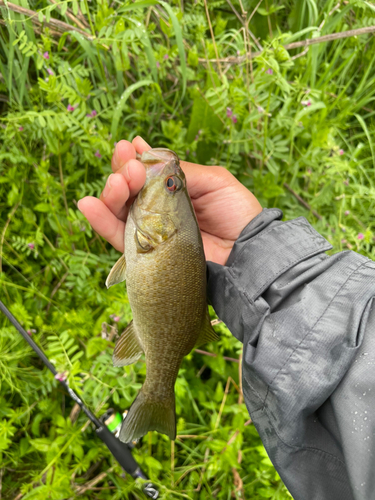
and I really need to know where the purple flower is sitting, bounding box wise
[67,104,76,112]
[28,242,35,250]
[226,107,233,118]
[237,50,240,56]
[301,100,311,107]
[114,142,117,147]
[341,239,347,244]
[27,329,36,336]
[43,51,49,60]
[19,126,24,132]
[156,61,160,68]
[47,68,54,76]
[91,110,97,117]
[345,210,350,216]
[163,54,169,60]
[343,179,349,186]
[257,106,265,113]
[95,150,101,158]
[266,68,273,75]
[55,371,68,382]
[358,233,364,240]
[194,129,203,141]
[339,149,344,155]
[113,316,120,323]
[232,115,237,124]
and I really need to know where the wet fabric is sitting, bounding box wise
[207,208,375,500]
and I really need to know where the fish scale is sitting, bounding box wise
[105,148,218,443]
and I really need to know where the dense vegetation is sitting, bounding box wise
[1,0,375,498]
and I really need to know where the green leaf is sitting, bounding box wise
[86,337,108,358]
[29,438,51,452]
[34,202,50,212]
[111,80,156,139]
[119,0,157,12]
[61,3,68,16]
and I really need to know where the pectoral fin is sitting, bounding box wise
[106,255,126,288]
[135,230,153,253]
[113,321,143,366]
[195,313,219,347]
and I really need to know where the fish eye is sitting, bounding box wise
[165,175,181,192]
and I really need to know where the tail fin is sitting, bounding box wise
[119,388,176,443]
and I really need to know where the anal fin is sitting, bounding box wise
[195,312,219,347]
[106,255,126,288]
[113,321,143,366]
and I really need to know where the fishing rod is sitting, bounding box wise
[0,299,159,499]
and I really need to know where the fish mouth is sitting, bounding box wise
[137,148,181,178]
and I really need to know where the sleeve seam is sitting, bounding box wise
[250,242,332,300]
[229,237,332,302]
[229,217,330,278]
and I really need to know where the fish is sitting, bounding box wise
[105,148,218,443]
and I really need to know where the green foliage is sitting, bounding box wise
[1,0,374,498]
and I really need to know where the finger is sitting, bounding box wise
[111,140,136,173]
[77,196,125,252]
[99,173,130,219]
[132,136,151,154]
[179,161,229,200]
[117,158,147,199]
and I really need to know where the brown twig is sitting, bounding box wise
[0,202,20,274]
[283,182,322,220]
[203,0,224,79]
[74,466,115,495]
[48,0,87,31]
[0,1,93,40]
[69,402,81,423]
[225,0,263,51]
[195,349,239,364]
[46,271,68,312]
[198,25,375,63]
[210,318,222,326]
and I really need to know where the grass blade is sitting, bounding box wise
[354,113,375,169]
[111,80,156,139]
[159,1,187,98]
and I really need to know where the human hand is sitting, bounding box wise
[77,137,262,265]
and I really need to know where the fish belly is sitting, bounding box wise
[125,213,206,392]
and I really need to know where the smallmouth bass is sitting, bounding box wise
[106,148,218,443]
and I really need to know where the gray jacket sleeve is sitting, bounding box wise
[207,208,375,500]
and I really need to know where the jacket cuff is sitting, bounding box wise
[207,208,332,338]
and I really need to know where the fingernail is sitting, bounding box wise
[120,160,131,181]
[135,136,150,149]
[113,144,121,169]
[103,174,114,198]
[77,200,84,213]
